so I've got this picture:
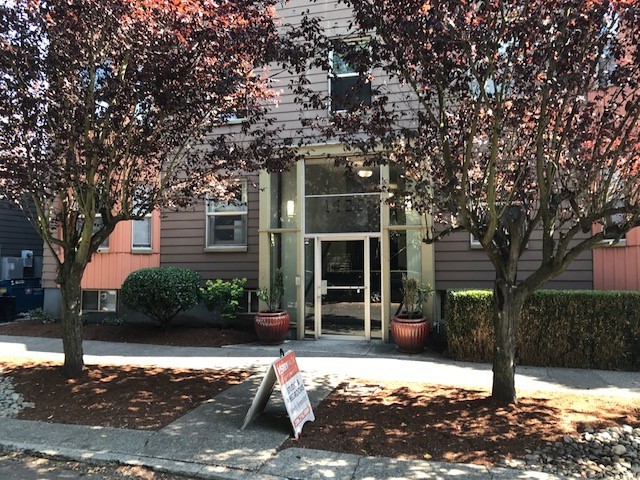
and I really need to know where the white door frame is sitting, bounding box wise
[313,234,375,340]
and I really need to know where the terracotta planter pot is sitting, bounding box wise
[254,310,290,345]
[391,315,429,354]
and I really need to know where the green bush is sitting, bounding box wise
[200,278,246,326]
[445,289,640,370]
[121,267,201,328]
[27,307,59,324]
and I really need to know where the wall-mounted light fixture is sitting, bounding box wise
[286,200,296,218]
[357,169,373,178]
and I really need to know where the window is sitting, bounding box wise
[132,214,153,250]
[470,233,482,249]
[79,215,110,251]
[93,216,110,251]
[601,211,627,246]
[329,40,372,113]
[238,290,259,314]
[82,290,117,312]
[214,93,249,124]
[206,180,248,249]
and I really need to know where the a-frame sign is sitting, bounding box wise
[242,350,315,438]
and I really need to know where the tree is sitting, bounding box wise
[298,0,640,403]
[0,0,297,378]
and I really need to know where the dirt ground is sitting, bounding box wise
[1,322,639,466]
[283,380,640,466]
[1,361,252,430]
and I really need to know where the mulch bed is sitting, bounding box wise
[282,380,640,466]
[0,320,259,347]
[1,361,253,430]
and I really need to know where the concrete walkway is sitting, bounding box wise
[1,335,639,479]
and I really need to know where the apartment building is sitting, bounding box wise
[41,0,638,340]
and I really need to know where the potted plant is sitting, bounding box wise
[254,268,290,344]
[200,278,246,327]
[390,275,434,353]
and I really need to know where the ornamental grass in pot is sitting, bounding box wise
[391,275,434,354]
[254,268,290,344]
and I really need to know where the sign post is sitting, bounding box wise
[242,350,314,438]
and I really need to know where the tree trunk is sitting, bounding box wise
[491,281,526,405]
[59,267,85,378]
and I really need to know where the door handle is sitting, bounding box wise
[320,280,328,295]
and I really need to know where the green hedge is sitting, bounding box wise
[445,289,640,370]
[122,267,201,328]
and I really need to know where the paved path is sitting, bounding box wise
[1,335,639,398]
[1,335,639,479]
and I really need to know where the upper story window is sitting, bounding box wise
[601,210,627,246]
[131,185,153,251]
[215,92,249,125]
[91,215,110,251]
[132,214,153,250]
[329,40,372,113]
[76,213,110,251]
[206,180,248,249]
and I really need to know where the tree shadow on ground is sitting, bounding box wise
[1,361,253,430]
[284,381,640,466]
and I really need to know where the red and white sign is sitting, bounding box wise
[274,351,314,438]
[241,350,314,439]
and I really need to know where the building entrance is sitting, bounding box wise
[311,236,381,340]
[263,155,431,342]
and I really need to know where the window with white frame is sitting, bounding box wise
[206,180,248,248]
[90,215,110,251]
[470,233,482,248]
[329,40,372,113]
[602,210,627,246]
[82,290,117,312]
[132,214,153,250]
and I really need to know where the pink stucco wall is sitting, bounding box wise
[80,211,161,290]
[593,227,640,291]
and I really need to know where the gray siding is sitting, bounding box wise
[245,0,420,146]
[159,178,260,288]
[435,231,593,290]
[0,203,44,258]
[174,0,595,296]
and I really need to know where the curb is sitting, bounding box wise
[0,439,567,480]
[0,440,282,480]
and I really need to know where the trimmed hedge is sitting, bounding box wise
[122,267,201,327]
[445,289,640,370]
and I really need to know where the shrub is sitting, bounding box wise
[200,278,246,326]
[121,267,201,328]
[445,289,640,371]
[28,307,59,324]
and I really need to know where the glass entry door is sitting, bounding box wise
[315,238,371,339]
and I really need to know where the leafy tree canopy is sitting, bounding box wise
[0,0,299,377]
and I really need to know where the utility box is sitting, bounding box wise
[0,296,16,323]
[21,250,34,268]
[0,278,44,314]
[1,257,24,281]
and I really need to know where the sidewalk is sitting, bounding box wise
[1,335,639,479]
